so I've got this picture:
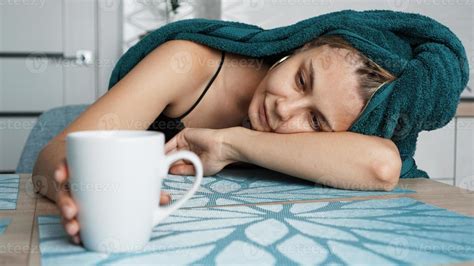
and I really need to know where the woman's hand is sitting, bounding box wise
[54,158,173,245]
[164,127,239,176]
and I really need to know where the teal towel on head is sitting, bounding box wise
[108,10,469,179]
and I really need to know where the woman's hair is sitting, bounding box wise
[293,35,396,107]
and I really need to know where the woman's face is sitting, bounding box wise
[248,45,365,133]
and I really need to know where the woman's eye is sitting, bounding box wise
[298,72,305,88]
[310,113,321,131]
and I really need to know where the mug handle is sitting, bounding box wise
[153,150,203,226]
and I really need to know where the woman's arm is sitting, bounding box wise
[223,127,402,191]
[32,40,217,202]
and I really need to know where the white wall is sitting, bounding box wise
[122,0,221,51]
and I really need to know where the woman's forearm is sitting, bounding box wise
[223,127,401,191]
[31,140,66,203]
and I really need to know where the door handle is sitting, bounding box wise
[0,50,94,65]
[63,50,94,65]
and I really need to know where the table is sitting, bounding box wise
[1,174,473,266]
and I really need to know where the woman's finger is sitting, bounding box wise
[167,159,190,175]
[165,137,178,154]
[60,215,78,237]
[159,191,172,205]
[59,208,81,242]
[60,215,69,230]
[170,159,187,167]
[57,191,78,220]
[64,219,80,236]
[71,235,81,245]
[166,147,178,155]
[170,164,195,176]
[55,159,82,244]
[54,162,67,184]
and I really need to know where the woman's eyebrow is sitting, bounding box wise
[308,59,315,93]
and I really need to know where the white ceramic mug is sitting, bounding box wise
[66,130,203,253]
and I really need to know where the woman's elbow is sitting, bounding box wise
[372,139,402,191]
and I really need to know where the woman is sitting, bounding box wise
[32,34,399,245]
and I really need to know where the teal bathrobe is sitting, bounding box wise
[108,9,470,179]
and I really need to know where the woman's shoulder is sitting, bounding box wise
[156,39,226,81]
[151,40,221,93]
[151,40,226,117]
[161,39,263,66]
[158,39,224,64]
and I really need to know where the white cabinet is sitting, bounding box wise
[414,120,455,184]
[0,58,64,112]
[0,0,122,172]
[0,0,95,172]
[455,118,474,190]
[0,0,63,52]
[414,117,474,190]
[0,0,98,111]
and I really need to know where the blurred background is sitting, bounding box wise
[0,0,472,189]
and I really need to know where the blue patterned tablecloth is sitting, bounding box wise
[0,174,20,210]
[38,197,474,265]
[163,168,414,208]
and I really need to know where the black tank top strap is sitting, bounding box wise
[176,50,226,120]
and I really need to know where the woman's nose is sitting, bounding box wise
[275,98,303,122]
